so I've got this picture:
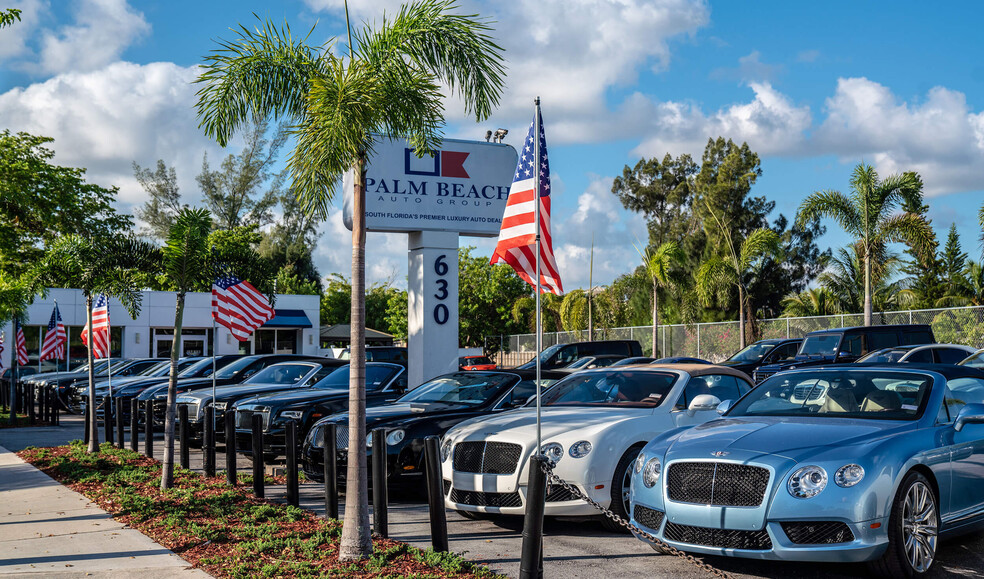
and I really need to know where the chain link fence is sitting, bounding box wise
[492,305,984,367]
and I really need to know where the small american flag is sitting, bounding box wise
[490,108,563,294]
[212,275,275,341]
[81,294,111,359]
[40,303,66,361]
[15,326,28,366]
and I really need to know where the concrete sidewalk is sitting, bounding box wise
[0,442,210,578]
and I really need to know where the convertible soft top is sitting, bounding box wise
[643,363,752,381]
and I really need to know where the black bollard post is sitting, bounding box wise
[251,413,264,498]
[423,436,449,552]
[115,397,124,448]
[27,385,35,424]
[225,410,237,485]
[144,399,154,458]
[519,455,548,579]
[372,429,388,538]
[40,387,47,423]
[83,400,90,445]
[129,399,139,452]
[179,404,190,469]
[286,420,299,507]
[104,396,114,446]
[323,424,338,520]
[203,406,215,477]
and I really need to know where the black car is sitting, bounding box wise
[716,338,802,379]
[136,354,333,427]
[753,324,936,383]
[177,359,347,442]
[518,340,644,370]
[232,362,408,460]
[110,355,244,404]
[300,369,565,488]
[338,346,408,366]
[26,358,149,413]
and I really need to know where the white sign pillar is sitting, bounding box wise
[408,231,459,388]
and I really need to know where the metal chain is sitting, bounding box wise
[537,460,733,579]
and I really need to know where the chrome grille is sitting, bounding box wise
[793,384,825,401]
[449,489,522,508]
[781,521,854,545]
[664,521,772,550]
[633,505,664,531]
[236,409,269,430]
[753,370,775,384]
[545,484,576,502]
[667,462,769,507]
[452,441,522,474]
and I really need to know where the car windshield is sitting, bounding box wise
[518,344,565,368]
[730,370,932,420]
[462,356,492,365]
[857,349,907,363]
[244,363,313,385]
[180,358,214,377]
[398,373,515,406]
[144,361,172,376]
[215,357,260,379]
[312,365,398,390]
[540,370,678,407]
[960,351,984,368]
[799,334,840,356]
[727,343,777,363]
[566,357,596,369]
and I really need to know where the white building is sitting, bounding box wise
[1,288,320,371]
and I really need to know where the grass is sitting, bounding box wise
[19,442,503,578]
[0,409,33,428]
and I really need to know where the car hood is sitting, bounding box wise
[324,401,487,427]
[664,416,912,462]
[448,406,652,442]
[136,377,233,400]
[239,387,349,409]
[716,360,753,369]
[180,383,309,403]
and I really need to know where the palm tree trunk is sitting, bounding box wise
[160,291,185,490]
[651,284,658,357]
[85,294,99,453]
[863,251,873,326]
[340,157,371,561]
[738,285,746,349]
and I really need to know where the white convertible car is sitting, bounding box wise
[441,364,753,530]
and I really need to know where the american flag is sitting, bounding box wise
[40,303,66,361]
[490,108,563,294]
[15,325,28,366]
[81,293,111,359]
[212,275,275,341]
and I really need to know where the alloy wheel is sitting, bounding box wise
[902,480,938,573]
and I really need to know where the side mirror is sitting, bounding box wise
[687,394,722,417]
[954,403,984,431]
[716,399,734,415]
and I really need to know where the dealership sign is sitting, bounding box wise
[343,137,518,237]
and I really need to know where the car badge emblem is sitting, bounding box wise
[483,432,499,437]
[711,451,729,457]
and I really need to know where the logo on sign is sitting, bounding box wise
[405,148,470,179]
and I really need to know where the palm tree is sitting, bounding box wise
[158,208,272,490]
[797,164,934,326]
[781,287,839,317]
[194,0,505,559]
[0,271,44,424]
[559,289,588,334]
[696,199,781,348]
[39,235,160,452]
[818,243,910,313]
[637,241,684,356]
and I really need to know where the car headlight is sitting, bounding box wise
[214,402,228,411]
[441,438,453,462]
[835,464,864,488]
[280,410,304,420]
[568,440,592,458]
[643,458,661,488]
[540,442,564,464]
[386,429,406,446]
[788,465,827,498]
[635,452,646,473]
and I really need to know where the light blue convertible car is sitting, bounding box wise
[629,364,984,578]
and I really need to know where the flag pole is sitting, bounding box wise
[533,97,542,455]
[211,306,217,437]
[106,299,112,430]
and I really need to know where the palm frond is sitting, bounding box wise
[878,212,935,262]
[163,208,213,293]
[738,228,781,271]
[796,189,861,235]
[695,256,737,306]
[636,241,684,288]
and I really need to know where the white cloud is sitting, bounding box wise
[0,61,223,206]
[709,50,783,83]
[38,0,149,74]
[815,77,984,196]
[0,0,44,62]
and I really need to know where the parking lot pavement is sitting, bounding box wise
[4,415,984,578]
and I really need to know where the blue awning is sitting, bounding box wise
[262,309,313,328]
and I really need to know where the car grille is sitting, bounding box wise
[753,370,775,384]
[545,484,576,502]
[663,521,772,550]
[453,441,522,474]
[793,384,825,401]
[666,462,770,507]
[781,521,854,545]
[449,489,522,508]
[236,409,270,430]
[633,505,665,531]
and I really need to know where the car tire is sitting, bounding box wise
[868,471,939,578]
[601,445,644,533]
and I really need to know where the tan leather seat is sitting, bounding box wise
[820,388,858,413]
[861,390,903,412]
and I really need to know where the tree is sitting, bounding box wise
[0,8,20,28]
[321,273,352,327]
[938,225,969,305]
[818,243,909,313]
[133,160,185,240]
[781,287,839,317]
[637,241,685,356]
[258,186,323,291]
[458,247,531,346]
[384,290,408,340]
[157,208,272,489]
[195,2,505,556]
[38,234,160,452]
[196,119,285,230]
[797,164,934,325]
[611,153,697,248]
[560,289,588,333]
[956,262,984,307]
[273,265,320,295]
[0,131,133,277]
[0,270,44,424]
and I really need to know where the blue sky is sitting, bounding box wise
[2,0,983,291]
